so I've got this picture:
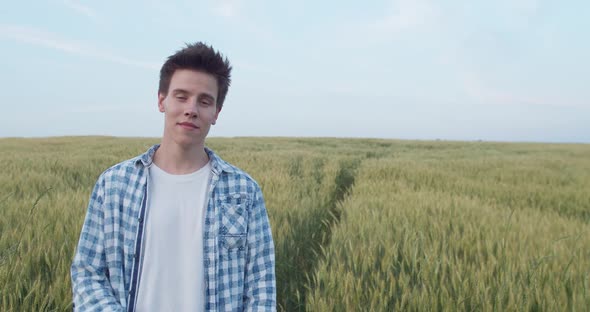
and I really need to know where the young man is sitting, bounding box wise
[71,42,276,311]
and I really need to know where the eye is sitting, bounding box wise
[176,95,187,101]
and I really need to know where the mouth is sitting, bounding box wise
[177,122,199,130]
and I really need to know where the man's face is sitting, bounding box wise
[158,69,220,148]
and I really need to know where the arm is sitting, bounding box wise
[243,187,277,311]
[71,174,123,312]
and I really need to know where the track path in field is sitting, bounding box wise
[291,158,362,310]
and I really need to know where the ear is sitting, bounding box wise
[158,92,166,112]
[212,106,222,125]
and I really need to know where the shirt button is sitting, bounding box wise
[221,226,227,234]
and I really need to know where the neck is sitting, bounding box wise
[153,140,209,175]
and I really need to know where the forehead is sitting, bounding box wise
[169,69,218,95]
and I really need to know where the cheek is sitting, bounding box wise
[201,109,218,122]
[164,107,180,124]
[165,103,182,116]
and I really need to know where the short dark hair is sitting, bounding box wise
[159,42,232,110]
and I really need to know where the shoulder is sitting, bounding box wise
[220,160,260,189]
[96,154,145,186]
[208,149,261,194]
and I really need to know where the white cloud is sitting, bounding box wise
[0,25,159,70]
[504,0,539,18]
[317,0,441,46]
[61,0,98,20]
[368,0,439,34]
[455,65,587,110]
[213,0,241,18]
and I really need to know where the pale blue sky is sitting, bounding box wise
[1,0,588,142]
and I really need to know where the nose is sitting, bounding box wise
[184,103,198,118]
[184,111,197,118]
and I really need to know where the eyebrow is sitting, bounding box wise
[171,88,189,96]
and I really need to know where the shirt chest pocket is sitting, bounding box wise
[219,193,249,237]
[218,193,249,260]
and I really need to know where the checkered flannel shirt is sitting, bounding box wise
[71,144,276,311]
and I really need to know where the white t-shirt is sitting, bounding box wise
[136,161,211,312]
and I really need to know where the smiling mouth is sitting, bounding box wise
[178,122,199,130]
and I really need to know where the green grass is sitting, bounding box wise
[1,137,589,311]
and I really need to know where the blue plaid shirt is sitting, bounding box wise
[71,145,276,311]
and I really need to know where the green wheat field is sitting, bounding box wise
[1,136,589,311]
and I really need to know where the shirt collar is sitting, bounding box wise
[134,144,236,174]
